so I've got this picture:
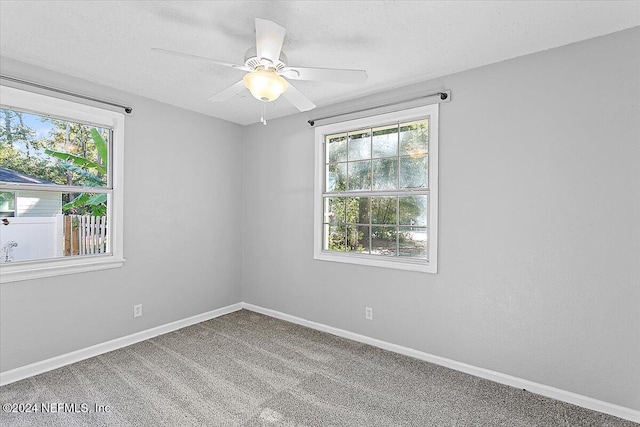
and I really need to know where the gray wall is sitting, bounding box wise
[1,27,638,412]
[0,57,244,372]
[242,27,640,410]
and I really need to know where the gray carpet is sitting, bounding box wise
[0,309,636,426]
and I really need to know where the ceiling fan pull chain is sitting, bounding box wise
[261,101,267,125]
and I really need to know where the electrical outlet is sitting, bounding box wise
[133,304,142,318]
[365,306,373,321]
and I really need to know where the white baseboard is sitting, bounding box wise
[242,302,640,423]
[0,302,243,387]
[2,301,637,423]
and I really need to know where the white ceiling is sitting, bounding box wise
[1,1,639,125]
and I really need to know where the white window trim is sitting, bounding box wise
[0,85,125,283]
[313,104,439,273]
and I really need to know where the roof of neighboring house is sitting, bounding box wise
[0,166,56,185]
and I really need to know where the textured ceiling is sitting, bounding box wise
[1,1,639,125]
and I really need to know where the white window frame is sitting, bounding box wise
[0,85,125,283]
[314,104,439,273]
[0,190,17,217]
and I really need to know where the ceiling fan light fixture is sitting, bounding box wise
[243,68,289,102]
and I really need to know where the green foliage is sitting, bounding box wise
[62,193,107,216]
[44,150,106,176]
[1,109,68,183]
[47,128,108,216]
[400,121,428,155]
[324,120,429,255]
[0,109,43,153]
[327,197,369,252]
[0,145,68,183]
[327,228,346,251]
[91,128,108,164]
[326,194,427,254]
[1,108,109,217]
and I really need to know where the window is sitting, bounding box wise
[0,191,16,217]
[314,104,438,273]
[0,85,124,282]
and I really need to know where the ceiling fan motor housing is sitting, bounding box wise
[244,47,287,72]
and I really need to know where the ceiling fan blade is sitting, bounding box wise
[280,66,367,84]
[282,83,316,112]
[152,48,250,71]
[255,18,285,66]
[209,80,247,102]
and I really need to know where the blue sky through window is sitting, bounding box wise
[2,110,55,158]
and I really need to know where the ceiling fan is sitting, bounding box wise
[153,18,367,122]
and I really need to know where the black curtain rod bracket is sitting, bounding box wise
[1,74,133,114]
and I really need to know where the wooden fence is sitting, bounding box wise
[64,215,107,256]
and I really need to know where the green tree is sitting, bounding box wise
[45,128,108,216]
[0,109,67,183]
[1,108,109,216]
[325,121,429,254]
[326,197,369,252]
[0,109,42,153]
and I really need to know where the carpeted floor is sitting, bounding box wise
[0,309,636,426]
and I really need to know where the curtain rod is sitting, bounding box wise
[307,91,448,126]
[0,74,133,114]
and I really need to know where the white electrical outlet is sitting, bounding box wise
[133,304,143,318]
[365,306,373,321]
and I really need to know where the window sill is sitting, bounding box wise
[0,256,125,283]
[314,251,436,273]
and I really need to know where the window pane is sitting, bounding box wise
[372,125,398,158]
[347,160,371,191]
[399,155,428,189]
[399,195,427,226]
[399,119,428,157]
[347,225,370,254]
[0,109,110,188]
[0,191,16,217]
[348,129,371,161]
[326,133,347,163]
[326,163,347,192]
[371,226,397,256]
[0,192,108,263]
[372,158,398,190]
[324,197,345,225]
[371,196,396,224]
[318,107,437,268]
[324,224,346,252]
[346,197,369,224]
[398,227,427,259]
